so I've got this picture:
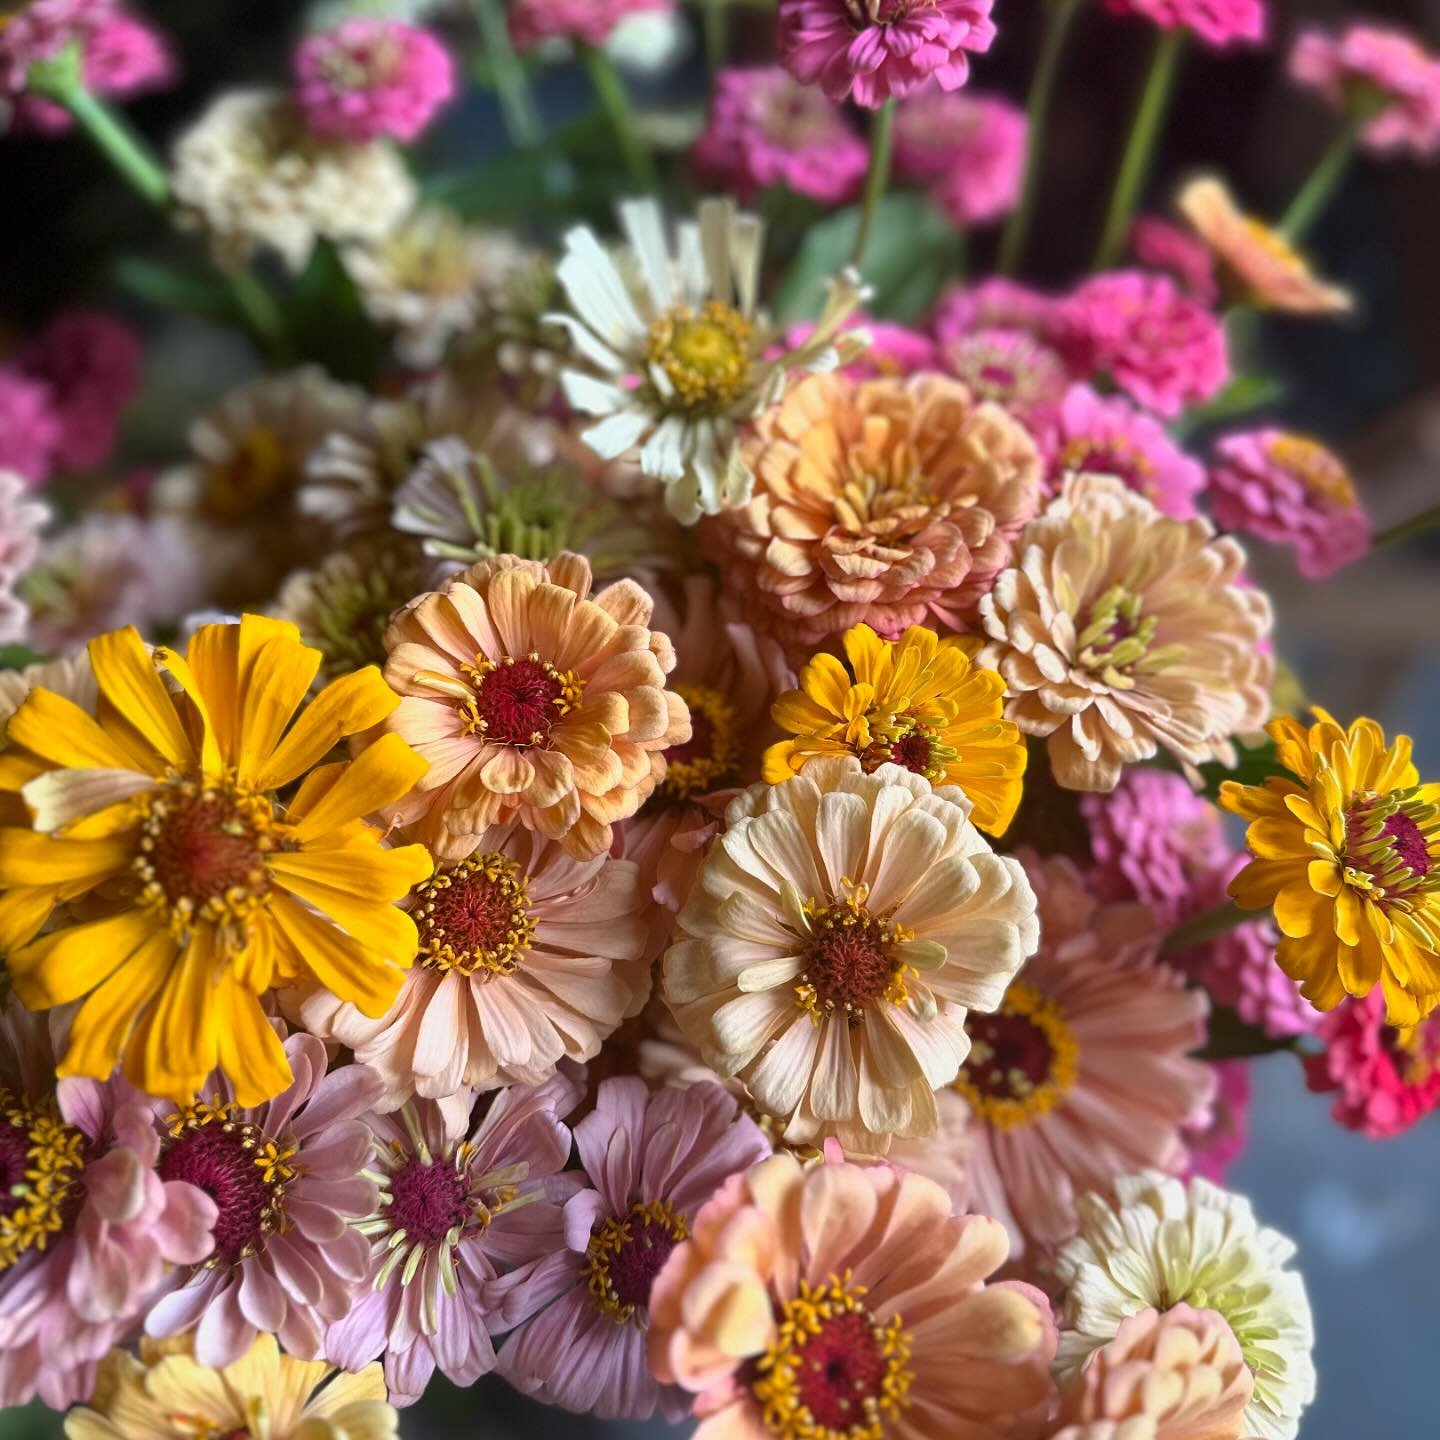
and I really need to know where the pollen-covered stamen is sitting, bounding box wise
[1077,585,1184,683]
[1342,788,1440,905]
[204,426,288,519]
[157,1098,296,1266]
[953,981,1079,1130]
[794,880,917,1024]
[752,1273,913,1440]
[0,1089,89,1273]
[861,717,958,785]
[646,301,754,414]
[1060,437,1157,498]
[456,652,584,746]
[658,684,740,803]
[1266,434,1358,508]
[413,851,537,976]
[584,1199,690,1326]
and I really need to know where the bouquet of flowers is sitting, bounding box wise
[2,0,1439,1436]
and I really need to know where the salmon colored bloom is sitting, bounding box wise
[648,1152,1058,1439]
[1176,179,1352,314]
[1221,710,1440,1027]
[0,615,432,1106]
[763,623,1027,836]
[373,551,690,862]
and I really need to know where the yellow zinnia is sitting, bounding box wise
[0,615,432,1105]
[1222,709,1440,1026]
[762,623,1026,835]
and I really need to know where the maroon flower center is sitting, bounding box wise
[469,655,575,746]
[1382,814,1431,878]
[888,731,933,775]
[584,1200,690,1324]
[1343,794,1437,903]
[964,1014,1054,1099]
[658,684,740,804]
[607,1215,682,1312]
[790,1310,891,1430]
[796,893,910,1021]
[0,1094,90,1271]
[0,1119,32,1216]
[413,851,536,976]
[137,785,270,914]
[388,1158,471,1248]
[667,710,714,769]
[953,981,1078,1128]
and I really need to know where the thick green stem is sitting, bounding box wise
[1093,27,1186,271]
[580,43,657,193]
[850,99,896,270]
[1373,503,1440,550]
[52,81,171,208]
[471,0,546,150]
[1278,116,1362,242]
[1162,901,1254,953]
[997,0,1083,277]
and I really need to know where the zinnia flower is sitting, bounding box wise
[693,66,868,206]
[63,1334,397,1440]
[496,1078,772,1420]
[1055,1172,1316,1440]
[1289,23,1440,156]
[978,474,1273,792]
[144,1031,383,1367]
[701,372,1042,649]
[942,328,1069,427]
[1130,214,1219,305]
[1221,709,1440,1027]
[1177,178,1352,313]
[1208,429,1370,580]
[508,0,673,51]
[294,17,454,143]
[21,311,141,470]
[325,1072,582,1404]
[778,0,998,109]
[763,622,1027,836]
[0,614,432,1105]
[1192,888,1315,1042]
[1053,1304,1254,1440]
[932,276,1063,348]
[1304,990,1440,1138]
[956,853,1212,1251]
[649,1152,1059,1438]
[0,470,47,646]
[372,551,689,861]
[550,197,867,523]
[1184,1060,1251,1185]
[894,88,1027,226]
[0,368,61,486]
[663,756,1040,1151]
[1104,0,1264,49]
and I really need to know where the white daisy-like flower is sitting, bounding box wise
[1055,1171,1317,1440]
[549,196,869,524]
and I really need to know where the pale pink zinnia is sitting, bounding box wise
[0,1001,216,1410]
[301,820,654,1101]
[1104,0,1264,49]
[509,0,674,52]
[1208,428,1370,580]
[693,66,868,206]
[649,1152,1059,1438]
[955,853,1213,1251]
[895,87,1027,226]
[0,368,60,486]
[943,327,1069,429]
[144,1031,383,1368]
[1290,23,1440,156]
[778,0,997,109]
[295,18,455,144]
[496,1078,771,1420]
[0,470,48,645]
[326,1072,582,1405]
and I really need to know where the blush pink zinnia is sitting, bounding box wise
[0,369,61,487]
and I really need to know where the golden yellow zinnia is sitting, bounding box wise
[0,616,432,1105]
[1222,708,1440,1026]
[762,623,1026,835]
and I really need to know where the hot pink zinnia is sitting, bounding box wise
[22,311,141,470]
[509,0,674,52]
[895,87,1026,226]
[778,0,997,110]
[943,327,1070,428]
[693,66,868,206]
[1057,270,1229,419]
[1105,0,1265,49]
[1184,1059,1251,1184]
[295,18,455,145]
[1306,990,1440,1138]
[0,369,61,486]
[1209,428,1370,579]
[144,1031,383,1369]
[495,1078,771,1421]
[1131,214,1220,305]
[1290,23,1440,156]
[932,276,1064,349]
[784,313,939,379]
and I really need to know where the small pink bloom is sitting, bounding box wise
[509,0,674,52]
[693,66,868,205]
[22,311,141,470]
[943,326,1069,429]
[778,0,997,110]
[931,275,1064,348]
[784,313,938,378]
[1305,991,1440,1138]
[295,18,455,145]
[0,369,61,486]
[495,1078,771,1421]
[1105,0,1265,49]
[1057,270,1229,418]
[895,87,1026,226]
[1131,214,1219,305]
[1184,1060,1251,1184]
[0,470,48,645]
[1290,23,1440,156]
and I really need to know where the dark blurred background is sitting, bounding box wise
[2,1,1438,1435]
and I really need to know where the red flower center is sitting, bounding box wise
[1343,796,1436,901]
[797,891,911,1020]
[584,1200,690,1324]
[790,1309,892,1431]
[1382,813,1431,878]
[388,1158,471,1249]
[887,731,933,775]
[659,684,740,804]
[136,784,271,919]
[473,656,567,745]
[953,981,1079,1128]
[0,1093,90,1271]
[965,1012,1054,1097]
[414,852,536,976]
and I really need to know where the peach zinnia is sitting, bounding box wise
[701,373,1041,650]
[373,552,690,861]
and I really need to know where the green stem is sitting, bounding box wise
[997,0,1083,277]
[1373,503,1440,550]
[471,0,546,150]
[1093,27,1186,271]
[580,43,657,193]
[850,99,896,270]
[226,269,295,364]
[54,83,171,208]
[703,0,729,72]
[1162,901,1254,953]
[1278,115,1362,243]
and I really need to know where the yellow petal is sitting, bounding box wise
[233,625,321,784]
[1273,881,1324,939]
[5,687,147,774]
[59,929,177,1081]
[88,626,194,770]
[184,621,242,762]
[269,895,404,1018]
[270,855,426,960]
[1333,886,1364,948]
[289,734,428,844]
[0,883,60,952]
[0,828,131,887]
[139,929,221,1099]
[8,908,156,1010]
[154,643,221,778]
[216,977,294,1107]
[255,666,399,791]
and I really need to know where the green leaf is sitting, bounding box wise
[1172,373,1286,441]
[1195,1003,1301,1061]
[1192,735,1286,802]
[285,242,387,385]
[0,645,48,672]
[113,256,238,324]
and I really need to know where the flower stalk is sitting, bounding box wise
[1373,502,1440,550]
[850,98,897,269]
[580,42,658,193]
[1278,113,1364,242]
[1161,900,1253,953]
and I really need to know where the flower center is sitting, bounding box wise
[1342,792,1439,905]
[204,427,290,520]
[861,719,956,785]
[835,445,938,537]
[133,781,274,936]
[0,1090,89,1273]
[1265,434,1358,509]
[794,882,916,1024]
[387,1156,471,1249]
[158,1099,296,1266]
[752,1275,913,1440]
[1384,1016,1440,1088]
[1059,436,1156,497]
[413,851,537,977]
[1076,584,1182,682]
[659,684,741,803]
[953,981,1079,1129]
[584,1199,689,1325]
[294,545,425,684]
[646,301,753,413]
[321,33,401,92]
[457,652,584,746]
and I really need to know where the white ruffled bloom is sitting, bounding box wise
[1055,1171,1316,1440]
[549,197,869,524]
